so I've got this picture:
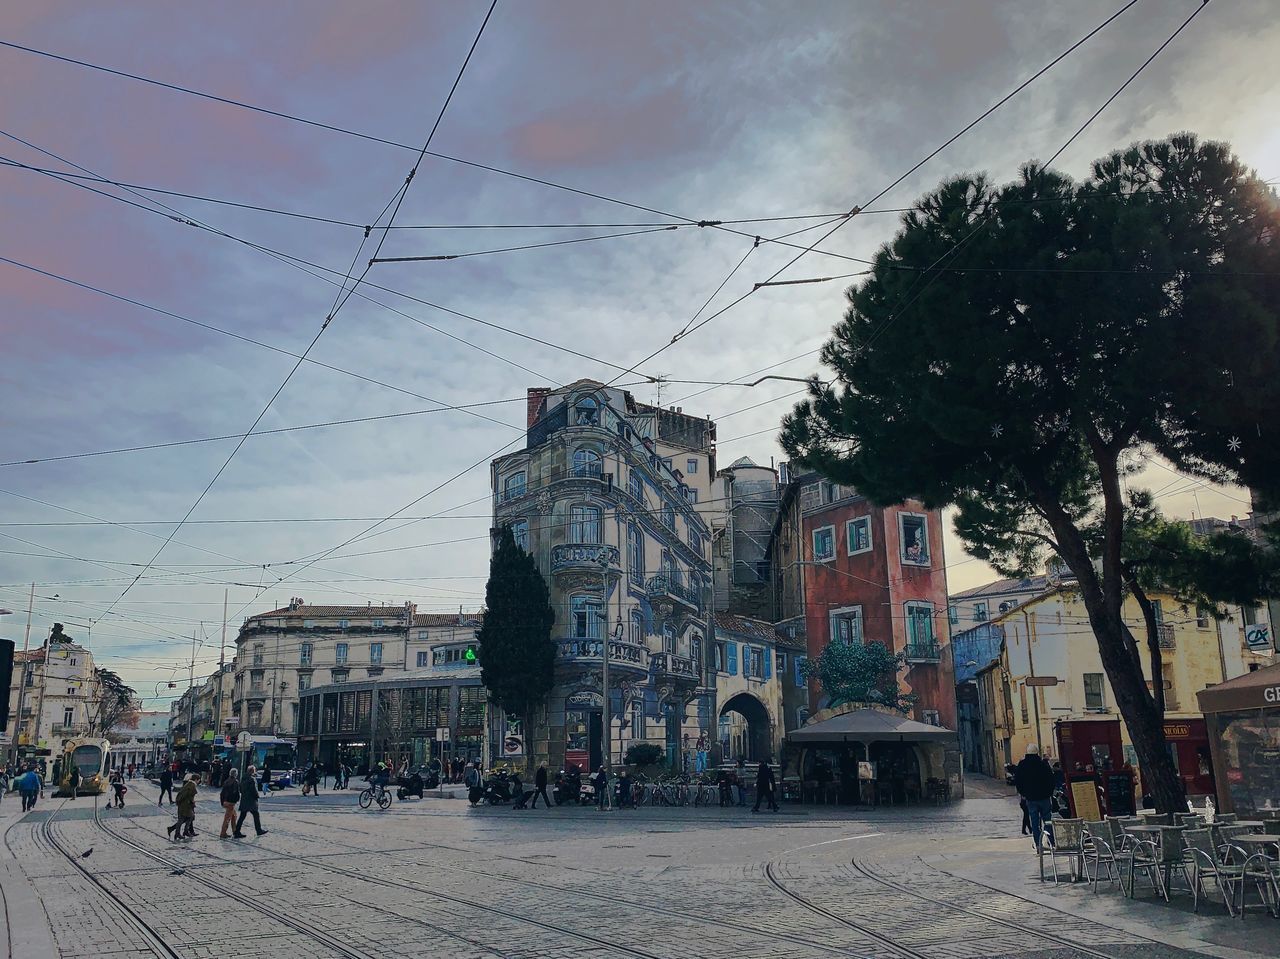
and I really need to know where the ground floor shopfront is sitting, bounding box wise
[1197,662,1280,816]
[295,677,495,774]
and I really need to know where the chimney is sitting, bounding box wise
[527,387,552,428]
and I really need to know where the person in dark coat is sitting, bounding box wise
[168,775,198,840]
[67,765,81,800]
[1014,744,1055,850]
[157,767,174,806]
[531,763,552,809]
[219,768,241,839]
[592,766,608,810]
[235,765,267,838]
[753,759,778,813]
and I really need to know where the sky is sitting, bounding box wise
[1,1,1274,708]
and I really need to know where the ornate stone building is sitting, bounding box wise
[491,381,716,771]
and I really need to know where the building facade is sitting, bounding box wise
[168,664,235,748]
[708,457,781,619]
[769,470,957,730]
[3,639,98,760]
[492,381,715,772]
[710,612,807,763]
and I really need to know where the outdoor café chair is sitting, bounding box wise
[1045,818,1085,884]
[1115,825,1168,901]
[1216,813,1238,824]
[1240,848,1280,919]
[1181,828,1243,916]
[1175,813,1206,827]
[1083,820,1121,892]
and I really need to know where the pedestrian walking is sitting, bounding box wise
[67,764,81,800]
[19,767,40,811]
[752,758,778,813]
[302,764,319,797]
[218,768,240,840]
[735,758,748,806]
[1014,744,1055,851]
[168,775,198,841]
[529,763,553,809]
[235,765,267,838]
[592,765,608,810]
[158,766,174,806]
[109,770,127,808]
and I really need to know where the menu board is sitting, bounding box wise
[1105,771,1136,816]
[1070,779,1102,821]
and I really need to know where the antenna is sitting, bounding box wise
[653,374,669,409]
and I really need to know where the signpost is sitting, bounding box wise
[1025,676,1060,687]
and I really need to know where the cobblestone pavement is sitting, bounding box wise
[2,780,1276,959]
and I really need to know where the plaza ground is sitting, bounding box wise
[1,775,1275,959]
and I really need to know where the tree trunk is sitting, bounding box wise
[1127,574,1166,715]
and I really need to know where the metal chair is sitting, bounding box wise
[1046,818,1085,884]
[1123,833,1169,901]
[1083,820,1120,892]
[1181,828,1242,916]
[1175,813,1206,827]
[1215,812,1238,824]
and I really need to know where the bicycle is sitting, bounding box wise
[358,783,391,810]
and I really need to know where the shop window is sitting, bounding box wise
[812,525,835,562]
[1083,673,1106,709]
[898,512,930,566]
[846,516,872,555]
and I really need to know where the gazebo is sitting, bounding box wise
[785,705,962,804]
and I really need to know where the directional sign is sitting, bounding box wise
[1025,676,1060,687]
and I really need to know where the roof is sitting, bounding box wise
[950,572,1074,601]
[1196,661,1280,714]
[412,612,483,628]
[712,612,803,649]
[787,707,957,744]
[726,456,763,470]
[250,604,411,619]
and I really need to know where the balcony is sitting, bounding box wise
[904,643,942,663]
[1157,624,1175,649]
[51,723,88,737]
[551,544,620,581]
[651,651,699,685]
[555,637,649,677]
[646,573,701,614]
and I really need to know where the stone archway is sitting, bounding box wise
[718,692,773,763]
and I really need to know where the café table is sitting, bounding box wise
[1232,833,1280,855]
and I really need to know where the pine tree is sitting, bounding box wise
[477,527,556,769]
[782,134,1280,813]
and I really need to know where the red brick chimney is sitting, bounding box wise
[527,387,552,428]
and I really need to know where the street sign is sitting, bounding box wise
[435,727,449,743]
[236,731,252,752]
[1025,676,1060,687]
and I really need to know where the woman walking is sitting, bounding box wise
[218,768,240,840]
[168,774,198,841]
[235,765,267,838]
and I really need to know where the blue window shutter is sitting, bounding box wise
[763,647,772,680]
[727,642,738,676]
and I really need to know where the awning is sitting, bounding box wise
[1196,661,1280,714]
[787,707,957,744]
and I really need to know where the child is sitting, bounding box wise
[110,771,128,808]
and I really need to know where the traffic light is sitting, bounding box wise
[0,639,13,730]
[464,645,478,665]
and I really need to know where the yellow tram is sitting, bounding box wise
[55,736,110,796]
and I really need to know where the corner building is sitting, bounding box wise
[492,381,715,771]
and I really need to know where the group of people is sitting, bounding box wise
[158,765,268,840]
[2,763,45,811]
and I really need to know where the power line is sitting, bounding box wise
[94,1,499,622]
[368,225,679,263]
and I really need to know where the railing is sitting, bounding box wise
[904,643,942,663]
[551,544,620,574]
[651,651,698,682]
[556,638,647,668]
[1157,624,1175,649]
[51,724,87,736]
[646,573,701,611]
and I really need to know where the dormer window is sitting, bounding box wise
[574,396,600,426]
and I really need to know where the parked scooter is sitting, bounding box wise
[482,770,514,805]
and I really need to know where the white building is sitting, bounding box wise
[3,640,98,756]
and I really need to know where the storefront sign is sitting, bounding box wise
[1163,723,1192,739]
[566,691,603,708]
[1245,624,1272,652]
[1265,685,1280,705]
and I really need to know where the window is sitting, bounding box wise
[297,673,312,692]
[574,448,602,479]
[776,650,787,674]
[797,707,810,728]
[247,703,263,729]
[1242,605,1258,627]
[303,620,315,629]
[685,488,698,504]
[662,457,673,472]
[569,505,602,544]
[630,611,644,644]
[417,651,429,668]
[727,642,738,675]
[793,655,807,688]
[948,605,959,626]
[250,670,264,692]
[336,643,349,665]
[571,595,603,639]
[69,657,77,666]
[1083,673,1106,710]
[373,619,384,628]
[510,519,529,552]
[905,602,935,648]
[830,607,863,645]
[252,644,264,667]
[631,703,644,739]
[747,646,765,679]
[1195,605,1211,629]
[662,503,675,530]
[338,619,350,629]
[574,395,600,426]
[331,669,349,684]
[714,641,726,672]
[629,470,645,504]
[846,516,872,555]
[663,622,676,653]
[691,635,702,666]
[898,512,931,566]
[417,629,428,641]
[1151,599,1164,625]
[502,471,527,501]
[686,458,698,474]
[370,642,383,665]
[23,667,34,687]
[922,709,941,727]
[300,643,313,666]
[63,707,74,726]
[973,601,988,623]
[689,529,703,558]
[812,525,835,562]
[627,524,644,582]
[1019,684,1029,724]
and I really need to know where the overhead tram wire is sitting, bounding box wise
[368,225,679,264]
[93,1,499,622]
[0,38,868,267]
[600,0,1143,389]
[856,0,1215,359]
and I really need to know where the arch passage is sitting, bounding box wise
[718,692,772,763]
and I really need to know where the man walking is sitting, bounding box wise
[234,765,267,838]
[18,767,40,812]
[530,763,552,809]
[1014,744,1055,850]
[67,764,81,801]
[158,766,174,806]
[735,758,748,807]
[219,768,240,840]
[592,765,609,811]
[752,758,778,813]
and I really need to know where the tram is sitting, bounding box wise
[55,736,110,796]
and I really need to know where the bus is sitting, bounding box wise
[215,735,297,788]
[55,737,110,796]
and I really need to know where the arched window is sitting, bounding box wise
[630,610,644,644]
[569,504,602,544]
[573,448,602,478]
[574,395,599,426]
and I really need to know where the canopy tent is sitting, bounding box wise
[1196,661,1280,714]
[787,707,957,744]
